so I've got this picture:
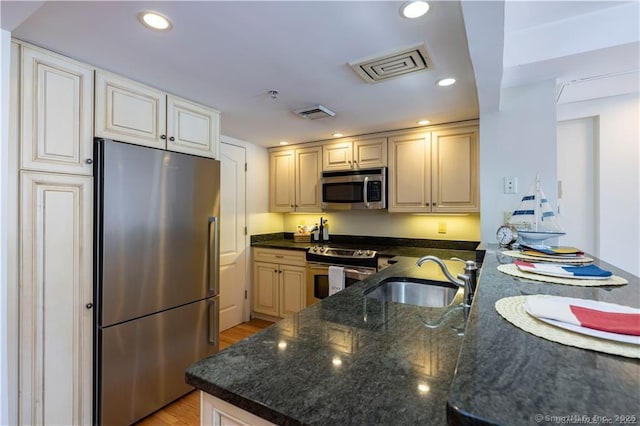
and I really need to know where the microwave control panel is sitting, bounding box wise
[367,181,382,202]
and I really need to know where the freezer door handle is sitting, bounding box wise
[208,216,220,297]
[208,298,220,350]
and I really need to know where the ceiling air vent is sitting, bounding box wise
[294,104,336,120]
[349,44,432,84]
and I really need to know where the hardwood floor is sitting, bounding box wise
[135,318,273,426]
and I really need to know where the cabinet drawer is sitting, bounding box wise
[253,248,306,266]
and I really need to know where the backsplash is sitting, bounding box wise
[282,211,481,241]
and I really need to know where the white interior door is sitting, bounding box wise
[219,143,247,331]
[557,117,598,255]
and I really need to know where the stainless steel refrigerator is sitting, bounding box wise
[94,138,220,425]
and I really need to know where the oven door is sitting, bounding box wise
[306,263,376,306]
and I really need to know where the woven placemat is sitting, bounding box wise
[495,296,640,358]
[497,263,628,287]
[502,250,594,264]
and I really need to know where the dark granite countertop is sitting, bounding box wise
[447,247,640,425]
[185,244,640,425]
[250,233,483,263]
[186,257,468,425]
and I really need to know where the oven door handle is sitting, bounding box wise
[344,268,375,275]
[308,265,329,270]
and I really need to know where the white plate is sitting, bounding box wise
[524,297,640,345]
[533,317,640,345]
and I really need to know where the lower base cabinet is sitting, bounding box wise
[201,392,276,426]
[252,248,306,318]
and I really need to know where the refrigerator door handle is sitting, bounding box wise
[208,298,220,350]
[208,216,220,297]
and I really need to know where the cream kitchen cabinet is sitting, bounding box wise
[252,248,306,318]
[95,71,220,158]
[388,124,479,213]
[269,146,322,212]
[19,171,93,425]
[20,45,94,175]
[322,136,387,171]
[12,41,95,426]
[201,392,276,426]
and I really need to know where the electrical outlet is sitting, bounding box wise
[438,221,447,234]
[504,176,517,194]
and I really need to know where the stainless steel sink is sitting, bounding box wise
[364,277,458,308]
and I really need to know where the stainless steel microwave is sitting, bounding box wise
[321,168,387,210]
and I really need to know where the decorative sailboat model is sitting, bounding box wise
[508,175,565,244]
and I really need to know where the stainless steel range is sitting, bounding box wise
[306,246,378,306]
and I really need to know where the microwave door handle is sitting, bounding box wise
[363,176,370,208]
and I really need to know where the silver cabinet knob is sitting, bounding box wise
[86,303,93,309]
[169,136,175,141]
[161,135,167,140]
[85,159,93,164]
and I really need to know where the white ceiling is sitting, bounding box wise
[2,1,639,147]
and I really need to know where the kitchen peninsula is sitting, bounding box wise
[186,248,640,425]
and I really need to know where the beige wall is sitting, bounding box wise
[557,93,639,276]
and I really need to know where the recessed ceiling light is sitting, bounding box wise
[279,141,289,145]
[138,11,173,31]
[437,78,456,87]
[332,133,344,138]
[400,1,430,19]
[418,120,430,126]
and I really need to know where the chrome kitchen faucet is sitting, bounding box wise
[415,256,478,308]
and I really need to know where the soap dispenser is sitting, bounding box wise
[322,219,329,241]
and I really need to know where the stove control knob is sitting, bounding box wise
[313,247,319,252]
[357,250,363,256]
[365,250,371,256]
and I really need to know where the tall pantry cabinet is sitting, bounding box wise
[12,42,94,425]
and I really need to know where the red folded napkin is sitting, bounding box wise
[570,305,640,336]
[525,296,640,339]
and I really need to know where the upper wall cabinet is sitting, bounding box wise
[322,136,387,171]
[166,95,220,158]
[269,146,322,213]
[431,126,479,212]
[388,124,479,213]
[21,46,94,175]
[95,71,220,158]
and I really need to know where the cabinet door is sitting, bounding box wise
[388,132,432,212]
[269,150,295,212]
[279,265,306,317]
[322,141,353,171]
[201,392,276,426]
[295,146,322,212]
[166,95,220,159]
[19,171,93,425]
[21,46,94,175]
[95,71,167,149]
[431,126,479,212]
[353,137,387,169]
[253,262,280,317]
